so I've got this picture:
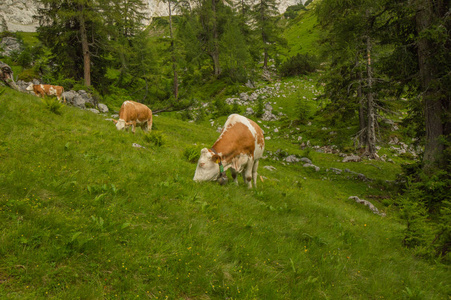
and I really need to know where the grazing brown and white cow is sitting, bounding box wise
[26,84,65,103]
[113,100,153,134]
[193,114,265,188]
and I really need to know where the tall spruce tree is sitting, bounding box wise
[316,0,389,158]
[36,0,105,86]
[36,0,148,89]
[252,0,282,69]
[380,0,450,172]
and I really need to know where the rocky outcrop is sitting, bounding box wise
[0,36,22,56]
[16,79,109,112]
[0,0,311,33]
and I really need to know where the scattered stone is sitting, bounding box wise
[348,196,386,217]
[303,163,320,172]
[342,155,362,163]
[285,155,300,163]
[245,107,254,115]
[300,157,312,164]
[86,108,100,114]
[329,168,342,174]
[132,143,145,149]
[263,165,276,171]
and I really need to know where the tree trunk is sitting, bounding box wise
[168,0,178,99]
[415,0,445,171]
[211,0,221,76]
[366,35,377,158]
[79,5,91,87]
[357,58,366,147]
[0,62,20,91]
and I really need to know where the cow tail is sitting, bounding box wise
[149,111,153,132]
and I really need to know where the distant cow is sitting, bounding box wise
[26,84,65,103]
[193,114,265,188]
[114,100,153,134]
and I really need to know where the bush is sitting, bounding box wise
[397,163,451,260]
[279,53,319,77]
[41,97,64,115]
[144,131,166,147]
[283,4,306,19]
[18,68,40,81]
[296,97,311,124]
[184,146,201,163]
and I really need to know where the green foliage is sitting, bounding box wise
[144,130,167,147]
[213,97,232,118]
[41,97,64,115]
[280,53,319,77]
[398,162,451,259]
[183,145,201,163]
[296,96,311,124]
[283,4,307,19]
[17,68,40,81]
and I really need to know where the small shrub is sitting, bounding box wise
[213,98,231,117]
[279,53,319,77]
[17,68,39,81]
[296,97,311,124]
[184,146,201,163]
[144,131,166,147]
[256,97,264,118]
[41,97,64,115]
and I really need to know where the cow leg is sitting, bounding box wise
[148,118,152,131]
[132,122,136,134]
[231,169,239,185]
[244,161,254,189]
[252,160,260,188]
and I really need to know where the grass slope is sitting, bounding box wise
[0,88,450,299]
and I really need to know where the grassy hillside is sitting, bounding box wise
[279,7,322,59]
[0,86,449,299]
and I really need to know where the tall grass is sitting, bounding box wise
[0,88,449,299]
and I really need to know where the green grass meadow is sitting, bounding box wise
[1,87,450,299]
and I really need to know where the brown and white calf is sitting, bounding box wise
[113,100,153,134]
[193,114,265,188]
[26,84,65,103]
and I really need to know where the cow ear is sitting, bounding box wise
[211,154,221,163]
[113,119,118,124]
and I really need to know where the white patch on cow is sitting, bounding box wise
[26,83,33,91]
[193,148,221,182]
[116,119,127,130]
[49,86,57,96]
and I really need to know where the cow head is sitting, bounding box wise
[115,119,127,130]
[26,83,34,91]
[193,148,225,183]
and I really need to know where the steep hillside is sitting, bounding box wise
[0,86,449,298]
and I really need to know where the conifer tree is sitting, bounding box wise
[252,0,282,69]
[36,0,104,86]
[316,0,388,158]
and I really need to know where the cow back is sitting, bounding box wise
[212,114,265,161]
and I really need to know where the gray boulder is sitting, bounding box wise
[63,90,85,108]
[300,157,312,164]
[98,103,109,113]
